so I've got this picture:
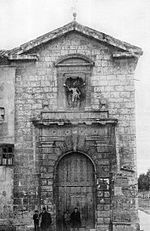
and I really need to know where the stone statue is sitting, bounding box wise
[64,85,81,107]
[64,77,85,108]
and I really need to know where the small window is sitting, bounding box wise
[0,107,5,121]
[0,145,14,166]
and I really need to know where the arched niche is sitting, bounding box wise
[55,54,94,110]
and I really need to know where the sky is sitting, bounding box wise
[0,0,149,175]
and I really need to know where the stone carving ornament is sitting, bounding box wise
[64,77,85,108]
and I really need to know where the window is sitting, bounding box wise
[0,144,14,166]
[0,107,5,121]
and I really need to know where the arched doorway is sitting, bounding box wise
[55,152,95,231]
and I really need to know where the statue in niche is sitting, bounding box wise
[64,77,85,108]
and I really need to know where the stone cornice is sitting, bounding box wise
[32,110,118,126]
[8,54,38,61]
[33,119,118,126]
[112,52,139,59]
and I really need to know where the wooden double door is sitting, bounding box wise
[55,152,95,231]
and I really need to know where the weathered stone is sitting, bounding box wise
[0,20,142,231]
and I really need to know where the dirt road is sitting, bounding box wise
[139,209,150,231]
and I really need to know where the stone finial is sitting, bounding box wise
[73,12,77,21]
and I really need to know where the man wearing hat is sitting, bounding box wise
[70,208,81,231]
[39,207,52,231]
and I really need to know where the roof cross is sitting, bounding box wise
[73,12,77,21]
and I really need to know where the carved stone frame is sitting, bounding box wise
[55,54,94,110]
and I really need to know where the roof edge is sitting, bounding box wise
[0,21,143,58]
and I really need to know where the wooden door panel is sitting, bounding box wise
[57,187,94,228]
[56,153,95,230]
[57,153,94,186]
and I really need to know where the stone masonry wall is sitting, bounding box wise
[38,123,115,231]
[0,67,15,144]
[27,31,137,169]
[0,67,15,223]
[0,167,13,219]
[12,31,139,230]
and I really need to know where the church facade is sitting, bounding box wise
[0,20,142,231]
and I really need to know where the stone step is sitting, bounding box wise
[0,226,15,231]
[0,219,15,231]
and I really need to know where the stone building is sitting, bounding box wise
[0,20,142,231]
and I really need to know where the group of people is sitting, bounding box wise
[33,207,81,231]
[63,208,81,231]
[33,207,52,231]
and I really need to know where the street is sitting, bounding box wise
[139,210,150,231]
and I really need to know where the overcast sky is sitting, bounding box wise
[0,0,149,175]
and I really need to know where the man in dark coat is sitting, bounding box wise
[33,210,39,231]
[70,208,81,231]
[40,207,52,231]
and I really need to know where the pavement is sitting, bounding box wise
[139,209,150,231]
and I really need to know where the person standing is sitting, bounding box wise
[33,210,39,231]
[70,208,81,231]
[39,207,52,231]
[63,210,70,231]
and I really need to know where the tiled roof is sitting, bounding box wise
[0,21,143,61]
[0,50,9,57]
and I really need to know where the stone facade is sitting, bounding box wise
[0,21,142,231]
[0,67,15,229]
